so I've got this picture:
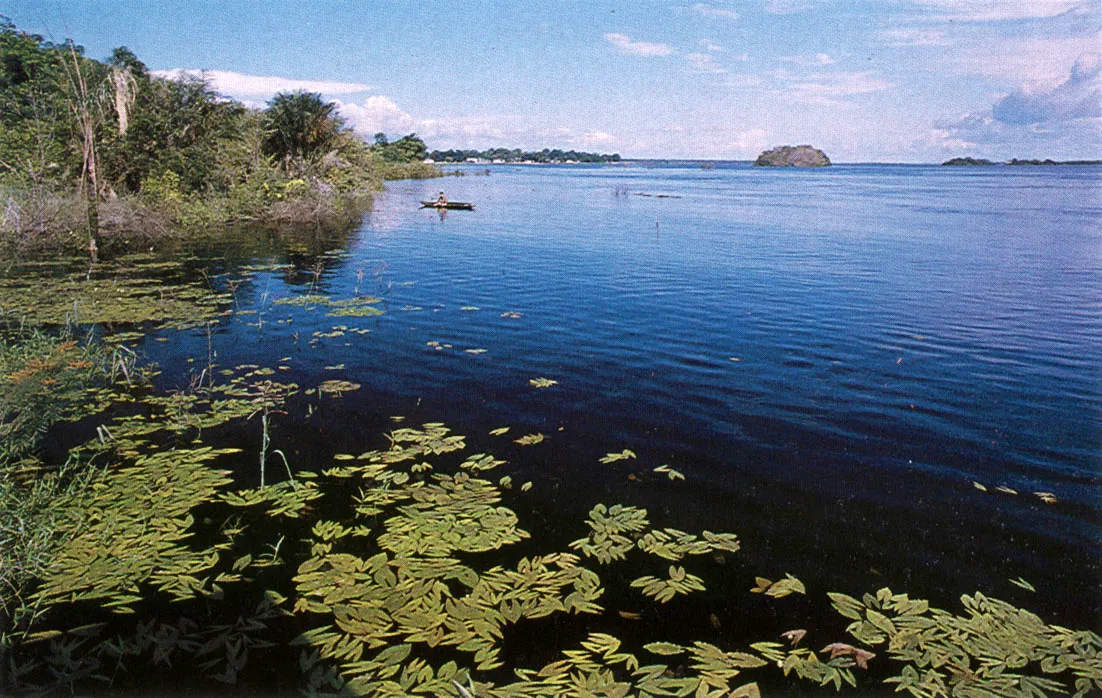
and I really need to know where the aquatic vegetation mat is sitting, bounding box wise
[0,255,228,328]
[0,347,1098,696]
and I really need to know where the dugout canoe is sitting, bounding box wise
[420,201,474,210]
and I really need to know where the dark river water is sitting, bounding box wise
[141,162,1101,635]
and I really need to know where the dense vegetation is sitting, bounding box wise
[0,17,437,255]
[941,157,996,166]
[428,147,621,164]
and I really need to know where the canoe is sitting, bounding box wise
[420,201,474,210]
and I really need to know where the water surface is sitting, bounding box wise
[142,162,1102,629]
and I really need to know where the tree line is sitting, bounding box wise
[427,148,621,164]
[0,17,436,253]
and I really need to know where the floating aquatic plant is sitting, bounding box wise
[652,463,686,480]
[828,588,1102,697]
[33,445,238,613]
[0,256,228,327]
[569,503,650,564]
[751,574,806,599]
[513,432,545,446]
[599,449,636,464]
[631,565,707,603]
[317,379,361,396]
[1,315,1095,698]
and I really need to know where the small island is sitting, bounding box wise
[754,145,831,167]
[942,157,1102,166]
[942,157,995,166]
[428,148,621,164]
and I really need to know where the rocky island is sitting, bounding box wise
[754,144,831,167]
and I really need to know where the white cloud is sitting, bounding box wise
[933,110,1102,159]
[604,33,675,57]
[730,127,770,154]
[779,53,835,67]
[763,0,827,14]
[927,127,978,151]
[930,57,1102,159]
[879,28,950,46]
[953,35,1101,89]
[991,54,1102,124]
[908,0,1087,22]
[691,3,740,20]
[336,95,623,152]
[154,69,372,98]
[780,71,893,103]
[686,52,727,73]
[583,130,619,148]
[337,95,417,135]
[699,39,725,52]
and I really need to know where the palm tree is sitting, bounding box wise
[261,90,343,170]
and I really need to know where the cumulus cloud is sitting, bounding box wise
[908,0,1087,22]
[154,69,372,99]
[604,33,674,57]
[932,58,1102,159]
[991,54,1102,125]
[691,3,740,20]
[335,95,622,152]
[337,95,417,135]
[933,110,1102,158]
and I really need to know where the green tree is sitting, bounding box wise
[261,90,343,171]
[391,133,427,162]
[372,132,427,163]
[101,72,245,194]
[0,18,71,185]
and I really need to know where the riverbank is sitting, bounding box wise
[1,160,440,257]
[1,20,441,258]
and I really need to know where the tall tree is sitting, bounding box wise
[261,90,343,170]
[57,39,108,254]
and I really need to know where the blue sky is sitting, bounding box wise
[4,0,1099,161]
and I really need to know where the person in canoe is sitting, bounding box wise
[436,191,448,206]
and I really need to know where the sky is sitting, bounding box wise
[4,0,1100,162]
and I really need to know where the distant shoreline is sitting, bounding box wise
[440,159,1102,167]
[942,156,1102,166]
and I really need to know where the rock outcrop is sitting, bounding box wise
[754,145,831,167]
